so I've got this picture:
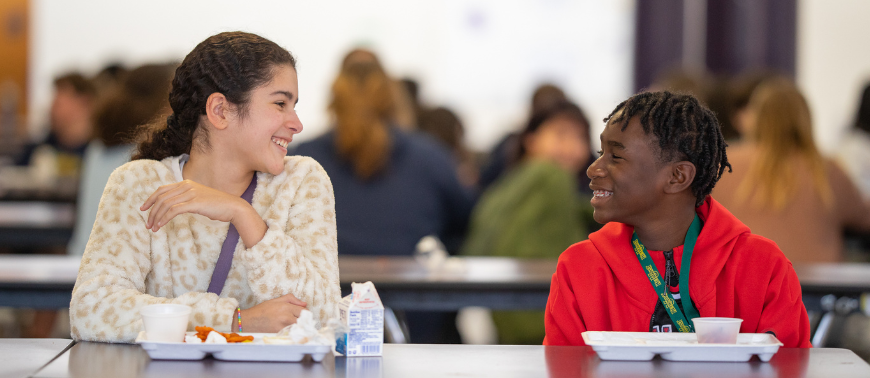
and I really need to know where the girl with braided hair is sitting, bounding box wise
[544,91,811,348]
[70,32,340,342]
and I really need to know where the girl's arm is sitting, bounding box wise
[235,158,341,326]
[69,162,239,343]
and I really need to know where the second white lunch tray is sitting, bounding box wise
[581,331,783,362]
[135,331,332,362]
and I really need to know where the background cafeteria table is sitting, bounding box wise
[0,179,78,250]
[1,255,869,311]
[29,342,870,378]
[0,255,557,310]
[0,201,74,249]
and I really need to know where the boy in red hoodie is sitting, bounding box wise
[544,91,811,348]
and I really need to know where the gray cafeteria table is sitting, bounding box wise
[0,339,72,378]
[30,342,870,378]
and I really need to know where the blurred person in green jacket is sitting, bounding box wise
[462,101,595,344]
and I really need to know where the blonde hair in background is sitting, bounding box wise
[330,49,395,179]
[736,78,833,210]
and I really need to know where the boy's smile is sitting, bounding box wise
[587,116,671,226]
[592,189,613,202]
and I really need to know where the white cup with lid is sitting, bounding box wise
[140,304,191,342]
[692,317,743,344]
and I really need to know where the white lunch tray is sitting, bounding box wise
[582,331,783,362]
[135,331,332,362]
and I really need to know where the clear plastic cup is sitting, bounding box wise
[140,304,191,342]
[692,317,743,344]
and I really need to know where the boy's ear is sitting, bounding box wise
[205,92,231,131]
[664,161,696,194]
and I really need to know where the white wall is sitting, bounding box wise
[797,0,870,154]
[29,0,635,152]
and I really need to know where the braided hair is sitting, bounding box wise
[133,32,296,161]
[604,91,731,206]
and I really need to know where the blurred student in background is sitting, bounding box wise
[15,73,96,176]
[293,49,473,257]
[404,77,479,187]
[400,78,422,121]
[478,84,568,191]
[726,72,776,141]
[649,68,712,102]
[14,72,98,337]
[67,63,175,256]
[837,82,870,199]
[461,101,595,344]
[713,78,870,263]
[649,68,739,143]
[24,64,176,339]
[417,106,478,187]
[292,49,473,343]
[90,63,128,98]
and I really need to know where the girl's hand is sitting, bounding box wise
[239,293,309,333]
[140,179,245,232]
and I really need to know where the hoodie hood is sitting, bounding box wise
[587,196,750,312]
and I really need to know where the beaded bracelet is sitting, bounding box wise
[236,307,242,332]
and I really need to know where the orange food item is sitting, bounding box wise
[193,326,254,343]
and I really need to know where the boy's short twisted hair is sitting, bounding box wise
[604,91,731,206]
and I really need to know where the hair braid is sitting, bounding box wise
[133,32,296,161]
[604,91,731,206]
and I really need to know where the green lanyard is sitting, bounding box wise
[631,214,703,333]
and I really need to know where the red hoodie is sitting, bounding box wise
[544,197,811,348]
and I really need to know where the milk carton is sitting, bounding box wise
[336,281,384,356]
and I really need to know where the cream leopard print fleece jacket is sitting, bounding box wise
[70,155,340,343]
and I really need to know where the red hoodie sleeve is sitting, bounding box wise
[544,255,588,345]
[756,253,812,348]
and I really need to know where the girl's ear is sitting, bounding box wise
[664,161,696,194]
[205,92,230,130]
